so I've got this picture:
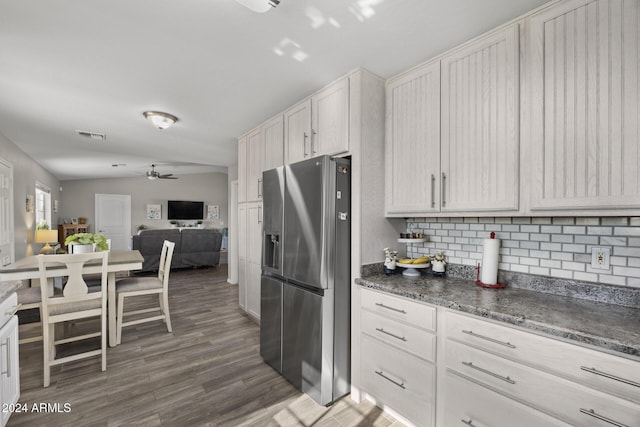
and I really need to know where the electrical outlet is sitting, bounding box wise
[591,247,611,270]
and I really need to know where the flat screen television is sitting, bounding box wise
[167,200,204,220]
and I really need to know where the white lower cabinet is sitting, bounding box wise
[359,288,436,427]
[443,369,570,427]
[439,309,640,427]
[0,294,19,427]
[358,289,640,427]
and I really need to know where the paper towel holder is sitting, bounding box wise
[475,262,505,289]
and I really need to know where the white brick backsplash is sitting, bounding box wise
[574,272,599,282]
[552,234,573,243]
[563,226,586,234]
[541,225,562,234]
[540,242,562,251]
[407,217,640,287]
[614,227,640,236]
[551,252,573,261]
[520,241,539,250]
[575,235,599,245]
[530,233,551,242]
[575,218,600,226]
[601,236,627,246]
[563,244,586,253]
[553,218,575,225]
[599,274,627,286]
[628,238,640,246]
[562,261,585,272]
[601,217,629,226]
[529,267,550,276]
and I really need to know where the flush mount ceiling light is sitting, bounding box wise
[143,111,178,130]
[234,0,279,13]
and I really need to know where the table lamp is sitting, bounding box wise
[35,229,58,254]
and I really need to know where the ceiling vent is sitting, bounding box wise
[76,130,106,141]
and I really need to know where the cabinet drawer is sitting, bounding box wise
[445,310,640,403]
[360,288,435,331]
[442,369,570,427]
[446,340,640,427]
[361,334,434,427]
[361,309,435,362]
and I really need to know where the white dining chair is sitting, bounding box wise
[17,285,43,344]
[116,240,175,344]
[37,251,108,387]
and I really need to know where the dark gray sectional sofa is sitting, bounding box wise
[132,228,223,272]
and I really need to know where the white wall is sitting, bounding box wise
[0,133,60,260]
[60,172,228,235]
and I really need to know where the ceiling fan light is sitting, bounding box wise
[143,111,178,130]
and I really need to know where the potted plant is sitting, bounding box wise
[137,224,148,234]
[64,232,109,253]
[196,220,203,228]
[169,220,178,228]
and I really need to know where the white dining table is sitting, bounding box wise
[0,250,143,347]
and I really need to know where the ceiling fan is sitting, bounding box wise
[146,164,178,180]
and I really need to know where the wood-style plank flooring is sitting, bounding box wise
[9,266,401,426]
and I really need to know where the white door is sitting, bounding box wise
[0,158,13,266]
[95,194,131,250]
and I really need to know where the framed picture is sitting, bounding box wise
[71,218,78,224]
[26,194,34,213]
[207,205,219,220]
[147,204,161,220]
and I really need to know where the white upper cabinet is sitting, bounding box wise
[441,24,520,212]
[284,77,350,165]
[527,0,640,211]
[246,128,263,201]
[311,78,349,158]
[262,114,284,171]
[237,136,247,203]
[385,61,441,215]
[284,99,312,164]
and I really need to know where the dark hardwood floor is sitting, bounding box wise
[9,266,398,427]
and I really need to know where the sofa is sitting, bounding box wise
[132,228,223,272]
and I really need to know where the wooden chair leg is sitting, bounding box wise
[162,292,172,333]
[116,294,125,345]
[43,323,53,387]
[101,310,107,372]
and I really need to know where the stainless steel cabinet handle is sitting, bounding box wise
[303,132,309,157]
[580,366,640,388]
[375,302,406,314]
[431,174,436,208]
[311,129,317,154]
[462,361,515,384]
[462,330,516,349]
[579,408,629,427]
[375,370,405,389]
[257,178,262,198]
[1,338,10,378]
[441,172,447,207]
[257,207,262,224]
[375,327,406,342]
[460,419,476,426]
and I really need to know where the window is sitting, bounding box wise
[35,183,51,229]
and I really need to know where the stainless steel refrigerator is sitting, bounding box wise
[260,155,350,406]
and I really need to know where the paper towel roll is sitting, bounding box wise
[481,237,500,285]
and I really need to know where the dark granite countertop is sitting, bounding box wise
[356,273,640,357]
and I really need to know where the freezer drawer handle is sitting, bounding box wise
[375,327,406,342]
[580,366,640,388]
[460,419,477,426]
[375,370,405,389]
[579,408,629,427]
[462,361,515,384]
[375,302,406,314]
[462,330,516,349]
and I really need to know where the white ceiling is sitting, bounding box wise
[0,0,549,181]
